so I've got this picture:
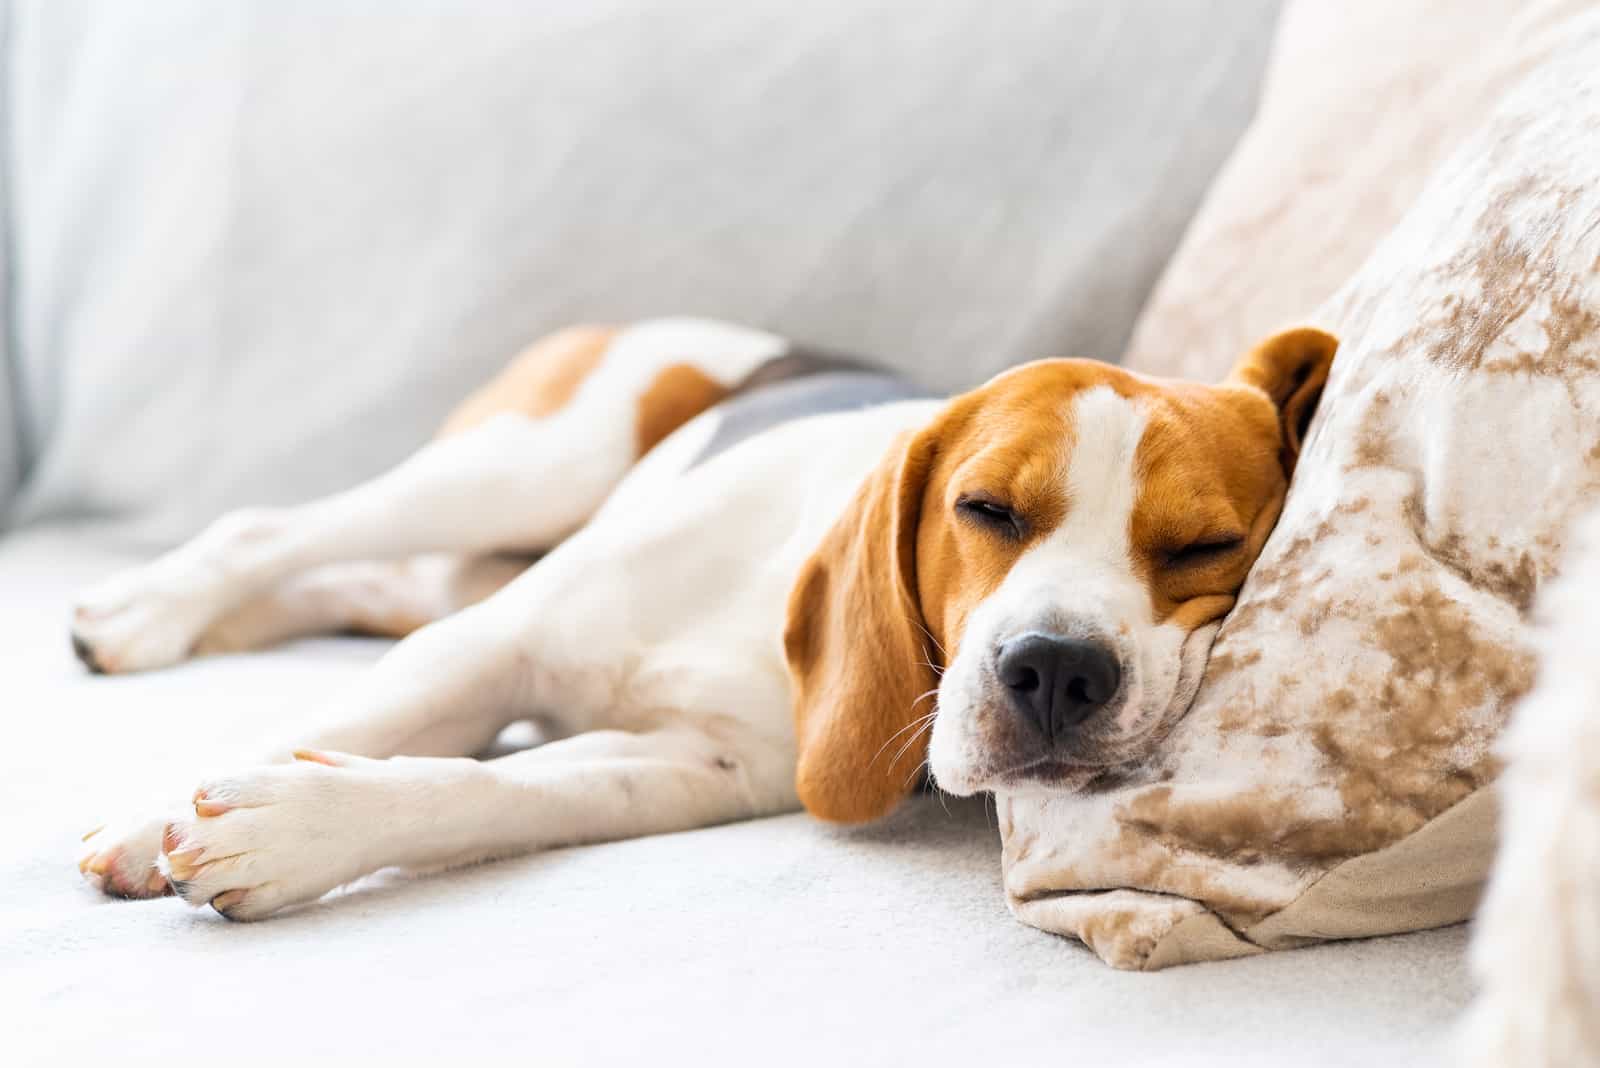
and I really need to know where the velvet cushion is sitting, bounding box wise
[1121,0,1589,382]
[1000,12,1600,968]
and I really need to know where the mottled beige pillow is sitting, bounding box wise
[1122,0,1589,381]
[1000,16,1600,969]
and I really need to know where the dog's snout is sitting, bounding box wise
[996,632,1121,738]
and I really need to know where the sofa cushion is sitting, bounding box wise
[0,523,1479,1063]
[5,0,1281,544]
[1121,0,1589,380]
[999,11,1600,968]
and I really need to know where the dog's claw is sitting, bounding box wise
[210,889,249,918]
[71,631,106,673]
[192,789,231,818]
[78,848,116,876]
[164,847,206,882]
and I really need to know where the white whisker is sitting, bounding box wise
[903,757,931,790]
[888,712,938,773]
[907,617,947,662]
[870,707,938,769]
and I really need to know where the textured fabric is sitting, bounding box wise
[1,525,1477,1065]
[1001,17,1600,968]
[1016,790,1497,970]
[5,0,1280,546]
[1121,0,1588,381]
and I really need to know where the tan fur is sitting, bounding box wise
[784,327,1337,824]
[1225,326,1339,476]
[912,387,1071,654]
[438,325,617,436]
[1132,327,1339,625]
[783,430,938,823]
[635,363,731,458]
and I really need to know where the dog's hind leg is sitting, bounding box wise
[70,319,784,672]
[192,554,529,655]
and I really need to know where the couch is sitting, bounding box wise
[1,3,1478,1064]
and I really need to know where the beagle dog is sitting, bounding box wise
[73,317,1335,919]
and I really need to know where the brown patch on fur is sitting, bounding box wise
[784,430,940,824]
[911,375,1074,653]
[1130,330,1338,627]
[787,334,1335,823]
[439,326,616,436]
[634,363,732,457]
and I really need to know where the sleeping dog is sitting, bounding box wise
[73,318,1335,919]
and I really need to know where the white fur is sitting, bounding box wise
[74,319,1211,921]
[931,386,1201,796]
[74,313,939,913]
[69,318,783,675]
[1462,508,1600,1067]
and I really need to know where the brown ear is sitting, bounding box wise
[1227,326,1339,475]
[783,428,940,824]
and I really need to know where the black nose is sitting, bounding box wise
[996,633,1121,738]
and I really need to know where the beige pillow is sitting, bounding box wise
[1122,0,1589,381]
[999,13,1600,969]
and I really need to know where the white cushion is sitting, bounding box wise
[1,525,1475,1064]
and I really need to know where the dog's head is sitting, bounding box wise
[783,327,1337,821]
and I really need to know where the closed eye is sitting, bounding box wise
[1164,535,1245,567]
[956,495,1024,539]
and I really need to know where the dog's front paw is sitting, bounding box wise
[78,817,175,899]
[162,751,388,921]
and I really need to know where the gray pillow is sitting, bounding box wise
[7,0,1280,544]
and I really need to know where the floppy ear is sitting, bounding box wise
[783,428,941,824]
[1226,326,1339,475]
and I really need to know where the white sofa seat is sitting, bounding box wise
[2,526,1473,1065]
